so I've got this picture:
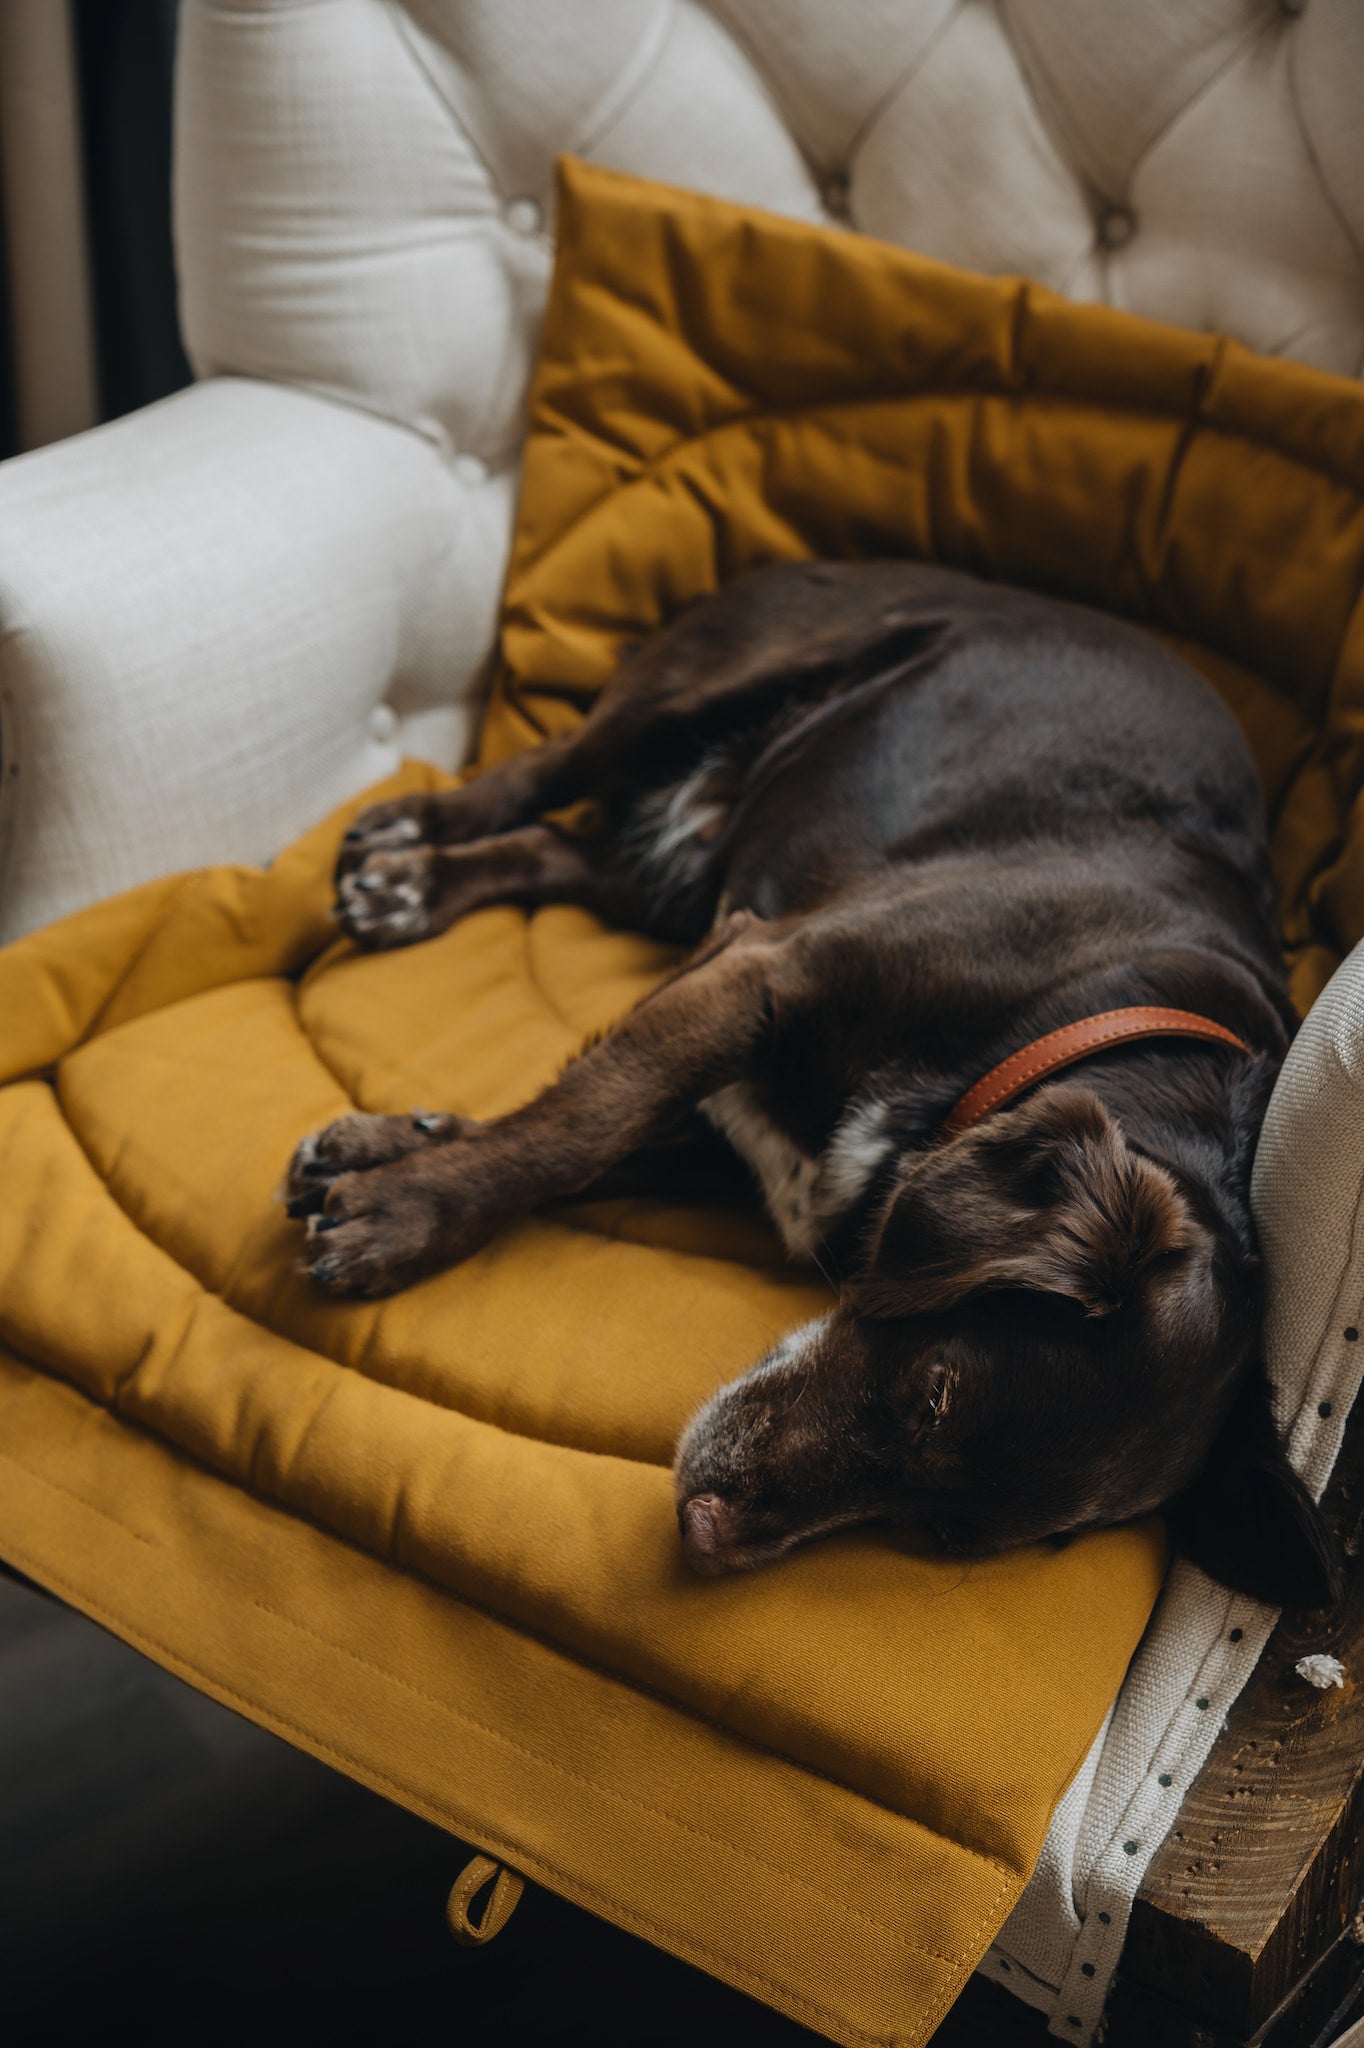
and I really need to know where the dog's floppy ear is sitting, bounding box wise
[1166,1364,1345,1609]
[857,1084,1196,1319]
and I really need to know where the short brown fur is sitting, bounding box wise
[283,561,1343,1607]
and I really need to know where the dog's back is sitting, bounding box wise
[722,567,1275,937]
[609,563,1274,952]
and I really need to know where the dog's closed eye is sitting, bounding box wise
[903,1359,951,1438]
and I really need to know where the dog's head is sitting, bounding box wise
[674,1083,1342,1607]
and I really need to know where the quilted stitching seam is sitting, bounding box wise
[248,1591,1011,1962]
[0,1446,158,1547]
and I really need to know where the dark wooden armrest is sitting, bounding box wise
[1110,1404,1364,2047]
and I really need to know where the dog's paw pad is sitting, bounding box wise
[336,849,439,947]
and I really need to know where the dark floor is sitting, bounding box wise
[0,1572,1047,2047]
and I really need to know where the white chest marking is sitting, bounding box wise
[821,1093,898,1220]
[700,1085,898,1260]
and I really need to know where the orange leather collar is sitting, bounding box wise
[941,1006,1251,1139]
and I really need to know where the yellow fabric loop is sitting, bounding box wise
[446,1854,526,1947]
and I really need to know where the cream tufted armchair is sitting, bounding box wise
[3,4,1364,2040]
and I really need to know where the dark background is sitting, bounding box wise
[0,0,189,462]
[72,0,189,425]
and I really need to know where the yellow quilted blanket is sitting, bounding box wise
[3,160,1363,2046]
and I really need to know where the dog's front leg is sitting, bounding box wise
[297,914,784,1296]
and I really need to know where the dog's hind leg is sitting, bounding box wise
[290,911,791,1294]
[339,563,949,876]
[334,822,693,949]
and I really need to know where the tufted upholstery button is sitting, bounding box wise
[452,452,489,487]
[1279,0,1307,14]
[1096,203,1139,252]
[823,172,850,220]
[504,196,543,237]
[367,702,398,745]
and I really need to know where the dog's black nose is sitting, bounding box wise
[679,1493,739,1575]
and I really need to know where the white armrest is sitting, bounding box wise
[0,377,507,941]
[1254,938,1364,1486]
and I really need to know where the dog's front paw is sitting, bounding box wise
[338,796,435,873]
[300,1157,490,1296]
[282,1110,465,1218]
[335,847,450,948]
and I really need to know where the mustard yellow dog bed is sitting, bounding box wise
[2,160,1363,2046]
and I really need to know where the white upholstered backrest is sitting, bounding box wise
[172,0,1364,732]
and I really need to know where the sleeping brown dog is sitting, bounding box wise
[283,561,1343,1609]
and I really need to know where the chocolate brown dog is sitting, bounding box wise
[284,561,1342,1607]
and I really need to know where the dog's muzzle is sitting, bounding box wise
[678,1492,742,1574]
